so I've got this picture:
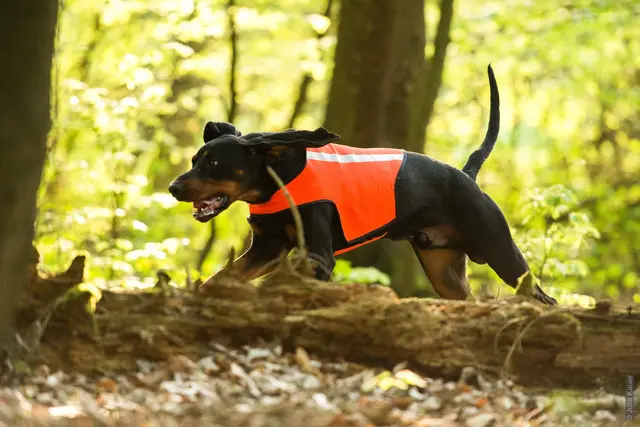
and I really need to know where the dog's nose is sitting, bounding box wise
[168,181,182,198]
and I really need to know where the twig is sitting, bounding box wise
[501,308,583,379]
[500,320,524,380]
[266,166,305,251]
[518,309,584,351]
[493,316,526,354]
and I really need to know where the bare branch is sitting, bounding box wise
[227,0,239,122]
[287,0,334,128]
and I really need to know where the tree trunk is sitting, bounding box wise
[0,1,58,348]
[323,0,454,296]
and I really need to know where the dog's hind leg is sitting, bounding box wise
[412,245,473,300]
[448,177,557,305]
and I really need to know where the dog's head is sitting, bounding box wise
[168,121,340,222]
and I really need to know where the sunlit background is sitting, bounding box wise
[37,0,639,304]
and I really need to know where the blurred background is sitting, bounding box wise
[37,0,639,303]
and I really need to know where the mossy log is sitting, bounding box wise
[19,254,640,390]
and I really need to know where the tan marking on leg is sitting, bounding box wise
[412,246,473,300]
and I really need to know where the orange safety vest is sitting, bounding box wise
[249,143,406,255]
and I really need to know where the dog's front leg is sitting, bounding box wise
[208,233,291,284]
[301,206,336,281]
[307,251,336,281]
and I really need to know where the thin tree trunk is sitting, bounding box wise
[0,1,59,348]
[419,0,455,148]
[287,0,335,129]
[325,0,394,149]
[196,0,240,272]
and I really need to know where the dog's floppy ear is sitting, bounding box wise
[239,127,340,154]
[203,121,242,143]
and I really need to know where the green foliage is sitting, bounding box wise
[516,185,600,285]
[37,0,639,301]
[38,0,323,287]
[332,260,391,286]
[431,0,639,300]
[553,291,596,308]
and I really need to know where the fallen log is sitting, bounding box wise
[19,254,640,391]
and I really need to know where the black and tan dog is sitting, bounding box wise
[168,66,557,305]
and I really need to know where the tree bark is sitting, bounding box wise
[0,1,58,348]
[323,0,454,296]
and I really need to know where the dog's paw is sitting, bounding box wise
[516,271,557,305]
[534,284,558,305]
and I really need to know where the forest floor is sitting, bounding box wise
[1,252,638,427]
[1,341,633,427]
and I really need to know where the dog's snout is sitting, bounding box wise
[168,181,183,199]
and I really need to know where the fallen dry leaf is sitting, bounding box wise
[295,347,316,373]
[167,354,197,374]
[96,377,118,393]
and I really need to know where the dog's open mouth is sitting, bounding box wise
[192,195,230,222]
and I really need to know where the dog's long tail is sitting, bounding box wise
[461,64,500,181]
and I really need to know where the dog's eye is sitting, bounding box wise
[209,159,218,167]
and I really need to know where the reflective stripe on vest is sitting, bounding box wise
[249,143,406,253]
